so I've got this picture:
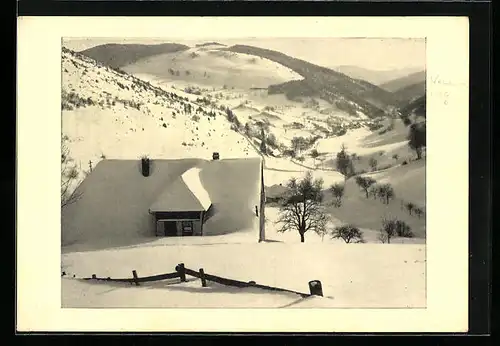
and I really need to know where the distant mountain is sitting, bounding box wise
[79,43,190,69]
[334,66,424,86]
[225,45,399,118]
[379,70,426,93]
[400,95,426,117]
[195,42,227,48]
[80,42,404,118]
[392,81,426,107]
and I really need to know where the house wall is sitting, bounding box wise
[176,220,202,236]
[154,211,201,220]
[154,211,202,237]
[154,219,202,237]
[156,220,165,236]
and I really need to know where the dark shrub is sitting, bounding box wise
[395,220,414,238]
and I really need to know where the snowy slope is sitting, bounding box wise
[62,47,261,190]
[121,46,303,90]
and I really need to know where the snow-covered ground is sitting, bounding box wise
[62,242,425,308]
[61,45,426,309]
[122,46,303,90]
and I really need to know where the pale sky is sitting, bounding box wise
[63,37,426,72]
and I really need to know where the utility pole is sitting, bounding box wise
[258,158,266,242]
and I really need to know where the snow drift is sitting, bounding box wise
[62,157,262,248]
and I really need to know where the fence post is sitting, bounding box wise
[132,270,140,286]
[176,263,186,282]
[199,268,207,287]
[308,280,323,297]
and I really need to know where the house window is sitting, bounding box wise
[181,221,194,235]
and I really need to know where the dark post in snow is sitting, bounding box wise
[258,159,266,242]
[141,157,150,177]
[308,280,323,297]
[176,263,186,282]
[199,268,207,287]
[132,270,140,286]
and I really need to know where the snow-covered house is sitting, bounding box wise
[148,165,214,237]
[61,157,265,246]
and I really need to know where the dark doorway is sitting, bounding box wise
[164,221,177,236]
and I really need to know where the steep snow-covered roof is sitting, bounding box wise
[61,157,263,246]
[149,167,212,212]
[181,167,212,210]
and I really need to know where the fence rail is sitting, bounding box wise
[84,271,180,285]
[179,265,311,298]
[81,263,320,298]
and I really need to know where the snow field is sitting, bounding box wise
[62,242,425,308]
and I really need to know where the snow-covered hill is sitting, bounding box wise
[121,46,303,90]
[62,47,261,189]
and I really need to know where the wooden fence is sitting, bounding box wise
[177,264,311,298]
[84,271,180,285]
[82,263,322,298]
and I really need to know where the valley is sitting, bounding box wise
[61,40,427,308]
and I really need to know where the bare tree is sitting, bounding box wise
[316,226,328,242]
[336,143,352,177]
[276,172,328,243]
[395,220,414,238]
[329,183,345,207]
[380,217,397,244]
[413,207,424,219]
[405,202,416,215]
[408,122,426,160]
[331,224,364,243]
[291,136,308,156]
[377,231,389,244]
[310,149,320,166]
[355,176,377,198]
[378,183,395,204]
[369,185,379,200]
[61,138,82,208]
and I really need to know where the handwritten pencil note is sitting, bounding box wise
[429,74,468,108]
